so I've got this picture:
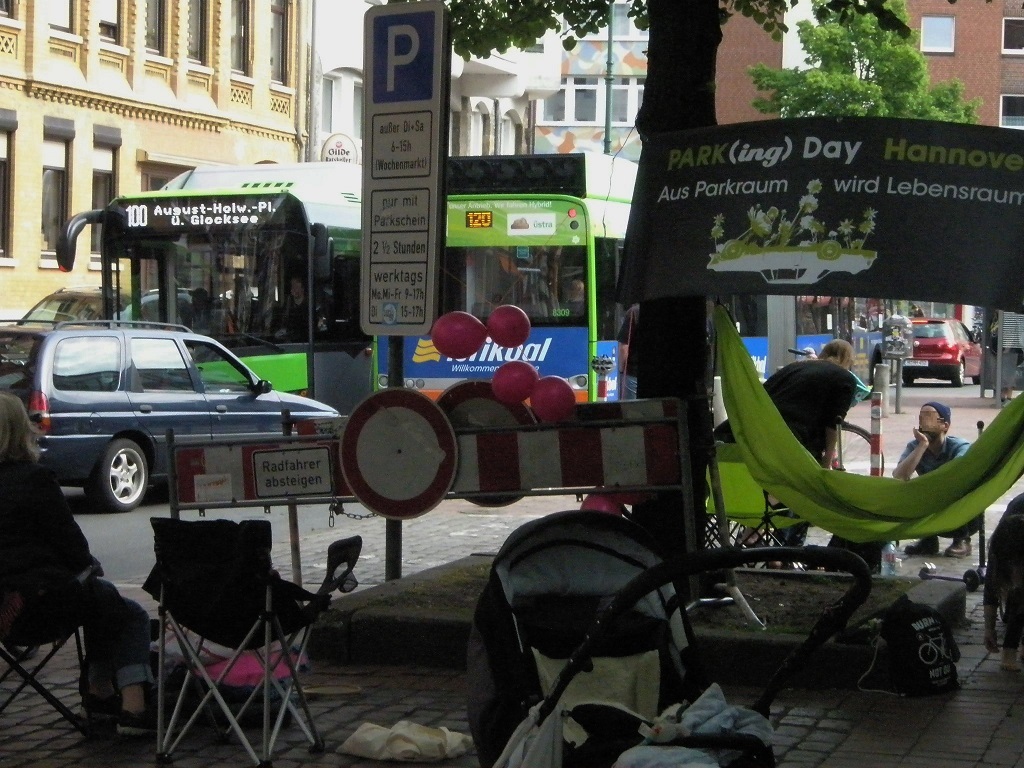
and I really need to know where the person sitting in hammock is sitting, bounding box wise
[715,338,859,546]
[895,402,976,558]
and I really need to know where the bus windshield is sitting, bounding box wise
[442,244,588,326]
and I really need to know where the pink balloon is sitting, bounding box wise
[529,376,577,422]
[492,361,539,406]
[487,305,531,348]
[580,494,625,515]
[431,311,488,359]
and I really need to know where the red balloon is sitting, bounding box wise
[580,494,625,515]
[529,376,577,422]
[487,305,531,348]
[492,361,539,406]
[431,311,488,359]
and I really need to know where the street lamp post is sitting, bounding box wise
[603,2,614,154]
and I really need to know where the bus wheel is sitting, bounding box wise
[87,438,149,513]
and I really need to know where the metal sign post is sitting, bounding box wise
[363,1,451,580]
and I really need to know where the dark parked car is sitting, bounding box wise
[0,321,338,513]
[902,317,982,387]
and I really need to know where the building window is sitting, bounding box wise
[352,81,363,140]
[1004,18,1024,54]
[1001,95,1024,129]
[146,0,166,54]
[611,3,647,39]
[321,79,334,132]
[98,0,119,42]
[41,140,68,254]
[0,133,8,259]
[543,88,565,122]
[542,77,599,123]
[91,148,115,255]
[187,0,208,63]
[921,16,955,53]
[49,2,73,32]
[270,0,288,83]
[321,71,364,139]
[142,171,174,191]
[610,77,644,124]
[541,76,641,126]
[0,0,10,18]
[231,0,250,74]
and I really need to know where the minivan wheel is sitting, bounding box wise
[86,438,149,513]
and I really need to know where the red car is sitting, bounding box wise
[902,318,982,387]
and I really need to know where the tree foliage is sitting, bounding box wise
[748,0,979,122]
[428,0,909,60]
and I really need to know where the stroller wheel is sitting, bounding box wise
[963,569,981,592]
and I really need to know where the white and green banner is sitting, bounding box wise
[621,117,1024,310]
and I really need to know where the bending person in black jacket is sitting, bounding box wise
[0,392,155,735]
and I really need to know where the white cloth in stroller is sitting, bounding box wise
[615,683,773,767]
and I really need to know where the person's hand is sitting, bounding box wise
[912,427,930,446]
[985,628,1000,654]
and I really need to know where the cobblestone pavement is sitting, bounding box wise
[4,388,1024,767]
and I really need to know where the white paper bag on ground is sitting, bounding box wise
[340,720,473,761]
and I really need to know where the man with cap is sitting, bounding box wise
[894,401,976,558]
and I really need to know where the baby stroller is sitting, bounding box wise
[467,510,870,768]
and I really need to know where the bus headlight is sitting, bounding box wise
[572,374,588,389]
[377,375,389,388]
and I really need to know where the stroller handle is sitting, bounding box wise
[538,545,872,722]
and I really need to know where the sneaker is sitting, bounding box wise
[904,536,939,556]
[83,693,121,724]
[116,708,158,737]
[944,539,972,558]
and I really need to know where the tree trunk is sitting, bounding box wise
[629,0,721,552]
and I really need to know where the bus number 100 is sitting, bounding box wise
[125,204,149,228]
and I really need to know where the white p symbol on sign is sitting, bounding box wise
[387,25,419,92]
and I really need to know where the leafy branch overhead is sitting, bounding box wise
[399,0,914,60]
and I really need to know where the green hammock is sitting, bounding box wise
[712,305,1024,543]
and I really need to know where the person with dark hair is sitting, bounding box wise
[984,495,1024,671]
[0,392,156,735]
[715,338,860,549]
[895,402,975,558]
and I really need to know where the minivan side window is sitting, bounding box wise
[184,340,253,394]
[52,337,120,392]
[131,338,195,392]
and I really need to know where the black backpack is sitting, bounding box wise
[879,594,960,697]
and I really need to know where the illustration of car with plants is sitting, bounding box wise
[708,180,878,284]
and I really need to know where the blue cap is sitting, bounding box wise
[922,401,951,424]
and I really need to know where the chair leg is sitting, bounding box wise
[0,632,90,737]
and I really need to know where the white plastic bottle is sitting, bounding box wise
[881,541,898,577]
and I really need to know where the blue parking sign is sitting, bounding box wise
[372,12,435,103]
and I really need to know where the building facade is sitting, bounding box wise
[537,1,1024,154]
[312,2,561,166]
[0,0,562,319]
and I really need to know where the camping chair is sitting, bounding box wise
[0,570,94,737]
[143,518,361,766]
[707,443,807,552]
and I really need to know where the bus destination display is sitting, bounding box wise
[120,197,281,233]
[465,211,493,229]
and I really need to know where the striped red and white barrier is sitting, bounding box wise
[452,399,682,495]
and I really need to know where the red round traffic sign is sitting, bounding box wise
[437,380,535,508]
[341,389,458,520]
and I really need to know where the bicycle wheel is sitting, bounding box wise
[835,422,883,475]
